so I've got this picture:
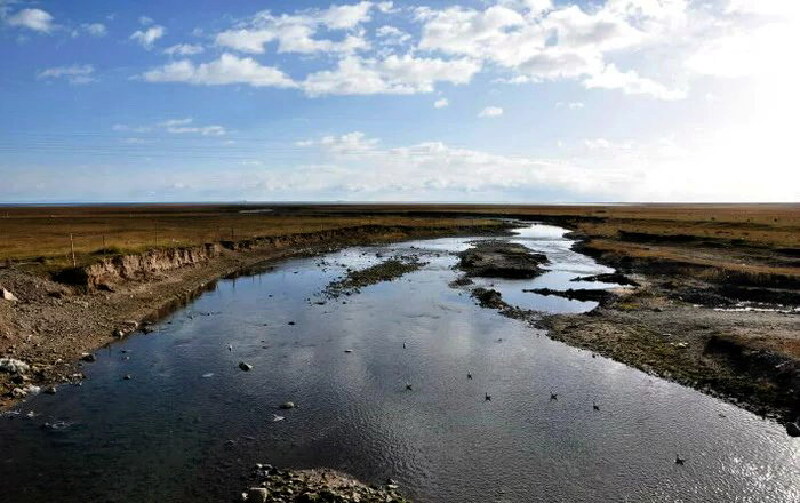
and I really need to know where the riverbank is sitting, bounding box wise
[241,465,409,502]
[0,221,507,409]
[442,223,800,432]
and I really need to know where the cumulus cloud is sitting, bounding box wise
[141,53,297,88]
[414,0,694,99]
[214,2,379,55]
[478,106,503,118]
[136,1,792,101]
[130,25,165,49]
[302,55,480,96]
[38,64,96,84]
[6,8,54,32]
[433,98,449,108]
[376,25,411,46]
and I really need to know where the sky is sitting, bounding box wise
[0,0,797,203]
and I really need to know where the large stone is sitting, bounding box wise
[0,358,29,374]
[247,487,268,503]
[1,287,18,302]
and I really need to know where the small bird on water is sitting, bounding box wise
[467,372,473,380]
[227,343,233,352]
[402,342,406,349]
[675,454,686,465]
[550,391,558,400]
[485,392,491,401]
[406,383,413,391]
[592,400,600,410]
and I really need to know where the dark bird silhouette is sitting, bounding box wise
[467,372,473,380]
[402,342,406,349]
[592,400,600,410]
[675,454,686,465]
[550,392,558,400]
[406,383,413,391]
[485,392,491,401]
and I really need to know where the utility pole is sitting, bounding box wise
[70,233,76,267]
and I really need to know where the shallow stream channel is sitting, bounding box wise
[1,224,798,502]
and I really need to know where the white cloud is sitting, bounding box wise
[414,1,691,99]
[38,64,96,84]
[557,101,584,109]
[142,53,297,88]
[214,2,379,55]
[280,131,613,197]
[433,98,449,108]
[376,25,411,46]
[139,16,154,26]
[82,23,107,37]
[6,8,54,33]
[478,106,503,118]
[163,44,205,56]
[584,64,686,100]
[115,118,227,136]
[302,55,480,96]
[130,25,165,49]
[167,125,227,136]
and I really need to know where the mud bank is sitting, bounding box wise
[541,233,800,430]
[0,222,507,409]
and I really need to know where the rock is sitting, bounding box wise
[122,320,139,329]
[239,361,253,371]
[279,401,296,409]
[1,287,18,302]
[44,386,57,394]
[80,352,97,362]
[122,374,132,380]
[0,357,30,374]
[247,487,268,503]
[786,421,800,438]
[471,287,505,309]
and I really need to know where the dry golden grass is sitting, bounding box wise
[0,204,498,268]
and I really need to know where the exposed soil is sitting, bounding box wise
[323,257,424,299]
[458,240,547,278]
[0,223,506,410]
[457,232,800,433]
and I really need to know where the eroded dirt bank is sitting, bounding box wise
[0,222,506,409]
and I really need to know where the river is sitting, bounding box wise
[1,224,797,502]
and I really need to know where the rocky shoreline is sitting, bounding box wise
[240,466,410,503]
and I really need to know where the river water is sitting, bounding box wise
[1,224,798,502]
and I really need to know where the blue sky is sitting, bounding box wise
[0,0,797,202]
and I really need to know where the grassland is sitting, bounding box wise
[0,204,498,272]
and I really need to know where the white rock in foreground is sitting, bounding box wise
[1,287,18,302]
[0,358,30,374]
